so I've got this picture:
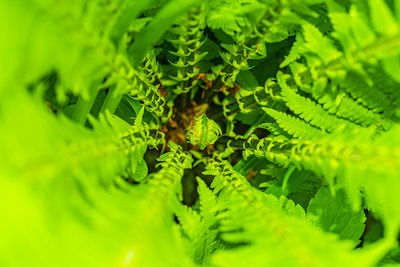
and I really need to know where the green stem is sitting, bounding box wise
[100,84,124,114]
[243,113,269,138]
[71,83,100,125]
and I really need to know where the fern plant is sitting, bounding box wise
[1,0,400,266]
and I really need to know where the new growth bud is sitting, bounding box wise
[186,114,222,149]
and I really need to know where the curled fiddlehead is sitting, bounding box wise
[186,114,222,149]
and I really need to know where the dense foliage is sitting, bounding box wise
[1,0,400,266]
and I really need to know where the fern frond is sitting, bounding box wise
[176,177,220,265]
[262,107,325,140]
[257,122,291,137]
[168,3,208,94]
[317,86,383,126]
[278,72,356,132]
[280,1,400,126]
[146,142,193,202]
[128,52,166,116]
[0,90,178,267]
[219,70,383,128]
[186,114,222,149]
[1,93,160,186]
[202,158,378,267]
[213,43,253,88]
[239,126,400,239]
[208,0,323,88]
[117,142,194,267]
[207,0,319,42]
[3,0,400,265]
[341,71,393,113]
[219,77,283,120]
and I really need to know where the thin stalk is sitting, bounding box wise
[71,83,100,125]
[100,84,124,114]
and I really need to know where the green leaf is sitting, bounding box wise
[109,0,156,46]
[197,178,217,220]
[207,0,265,35]
[262,107,325,140]
[369,0,399,36]
[278,72,355,132]
[349,6,376,47]
[130,160,148,182]
[307,187,366,243]
[382,56,400,83]
[302,23,340,64]
[237,70,258,91]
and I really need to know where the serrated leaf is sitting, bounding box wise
[197,177,218,221]
[307,187,366,243]
[262,107,325,140]
[278,195,306,218]
[302,23,340,64]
